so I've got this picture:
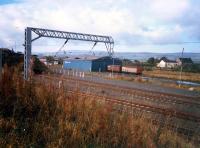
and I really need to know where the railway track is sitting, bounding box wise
[35,75,200,137]
[66,90,200,122]
[39,74,200,107]
[35,75,200,121]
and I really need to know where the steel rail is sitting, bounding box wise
[36,75,200,122]
[41,74,200,106]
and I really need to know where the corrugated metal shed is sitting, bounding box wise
[63,56,122,72]
[92,56,122,72]
[63,59,92,71]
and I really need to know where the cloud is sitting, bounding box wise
[149,0,189,21]
[0,0,200,53]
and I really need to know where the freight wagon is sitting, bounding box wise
[122,66,143,75]
[107,65,143,75]
[107,65,121,72]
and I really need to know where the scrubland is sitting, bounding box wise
[0,66,198,147]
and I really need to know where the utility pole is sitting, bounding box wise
[112,57,114,78]
[179,48,184,87]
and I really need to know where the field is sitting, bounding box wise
[143,70,200,83]
[0,66,199,147]
[108,69,200,91]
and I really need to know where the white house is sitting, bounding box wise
[39,57,59,65]
[157,57,178,69]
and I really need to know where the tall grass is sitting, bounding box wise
[143,69,200,83]
[0,66,197,147]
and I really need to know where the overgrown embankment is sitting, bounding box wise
[0,67,197,147]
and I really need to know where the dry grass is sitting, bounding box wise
[107,73,200,92]
[143,70,200,82]
[0,66,198,147]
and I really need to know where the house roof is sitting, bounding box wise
[160,57,176,63]
[92,56,122,62]
[64,56,121,62]
[64,56,99,61]
[178,58,193,63]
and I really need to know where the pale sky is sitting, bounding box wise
[0,0,200,53]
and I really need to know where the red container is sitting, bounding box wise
[122,66,143,74]
[107,65,121,72]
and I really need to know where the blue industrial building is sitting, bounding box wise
[63,56,122,72]
[63,59,92,72]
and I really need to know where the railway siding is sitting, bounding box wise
[35,74,200,137]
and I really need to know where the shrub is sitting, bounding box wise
[32,57,48,74]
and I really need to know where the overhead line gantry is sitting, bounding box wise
[24,27,114,80]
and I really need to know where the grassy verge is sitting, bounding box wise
[143,70,200,83]
[0,66,198,147]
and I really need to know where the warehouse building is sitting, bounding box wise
[63,56,122,72]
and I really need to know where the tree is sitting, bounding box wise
[122,59,134,66]
[32,57,47,74]
[58,58,63,65]
[147,57,159,66]
[134,60,140,64]
[147,57,155,65]
[46,56,54,64]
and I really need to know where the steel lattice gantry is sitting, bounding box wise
[24,27,114,80]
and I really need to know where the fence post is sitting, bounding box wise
[83,72,85,78]
[58,80,62,88]
[79,72,81,77]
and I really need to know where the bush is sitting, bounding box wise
[147,57,159,66]
[182,64,200,73]
[32,57,48,74]
[173,64,200,73]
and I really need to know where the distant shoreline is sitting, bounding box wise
[33,51,200,63]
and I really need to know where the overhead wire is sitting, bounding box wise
[89,42,97,56]
[54,39,68,57]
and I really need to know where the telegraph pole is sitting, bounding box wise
[179,48,184,87]
[112,57,114,78]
